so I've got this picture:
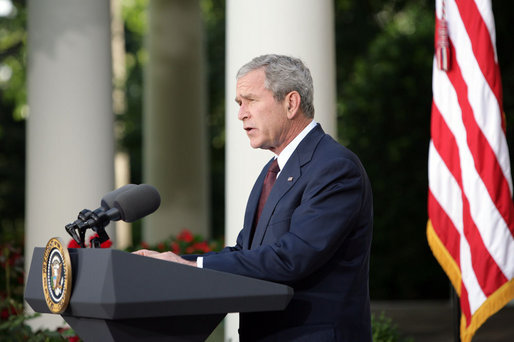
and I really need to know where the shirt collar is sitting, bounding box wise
[276,120,318,172]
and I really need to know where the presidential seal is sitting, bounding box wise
[42,237,72,314]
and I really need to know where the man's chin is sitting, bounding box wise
[248,140,262,149]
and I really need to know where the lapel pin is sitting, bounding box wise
[288,177,293,182]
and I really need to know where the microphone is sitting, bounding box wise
[100,183,137,209]
[80,184,161,226]
[74,184,138,224]
[65,184,161,247]
[112,184,161,222]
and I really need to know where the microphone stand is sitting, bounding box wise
[65,209,111,248]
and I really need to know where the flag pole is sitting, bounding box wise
[450,284,460,342]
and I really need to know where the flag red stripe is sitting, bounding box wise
[431,96,508,295]
[428,190,461,265]
[454,0,504,130]
[445,41,514,237]
[430,101,462,187]
[430,1,514,339]
[461,194,508,296]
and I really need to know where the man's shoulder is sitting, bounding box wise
[317,134,361,164]
[293,125,366,172]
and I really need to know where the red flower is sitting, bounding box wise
[157,242,165,251]
[177,229,194,243]
[98,238,112,249]
[86,234,113,248]
[1,308,9,320]
[0,304,17,321]
[58,327,81,341]
[68,234,112,248]
[140,241,150,249]
[68,240,81,248]
[170,242,180,254]
[192,241,211,253]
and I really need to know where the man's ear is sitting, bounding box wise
[285,91,301,119]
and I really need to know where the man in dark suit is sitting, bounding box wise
[135,54,373,341]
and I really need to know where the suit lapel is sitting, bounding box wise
[250,154,301,249]
[250,124,326,249]
[243,160,271,249]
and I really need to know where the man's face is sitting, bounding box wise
[235,68,289,154]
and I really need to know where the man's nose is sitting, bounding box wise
[238,107,248,121]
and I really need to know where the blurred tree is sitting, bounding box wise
[201,0,226,238]
[120,0,148,187]
[0,0,26,244]
[337,0,442,299]
[337,0,441,299]
[336,0,514,299]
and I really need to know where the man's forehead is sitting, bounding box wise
[236,69,266,95]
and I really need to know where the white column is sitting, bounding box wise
[225,0,336,340]
[25,0,114,329]
[143,0,209,243]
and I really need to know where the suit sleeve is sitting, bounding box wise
[202,155,370,284]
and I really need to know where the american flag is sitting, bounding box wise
[427,0,514,341]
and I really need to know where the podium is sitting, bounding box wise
[25,248,293,341]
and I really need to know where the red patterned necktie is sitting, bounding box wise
[250,159,280,246]
[255,159,280,224]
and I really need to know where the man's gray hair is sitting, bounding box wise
[237,54,315,118]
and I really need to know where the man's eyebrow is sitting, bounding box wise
[235,93,255,103]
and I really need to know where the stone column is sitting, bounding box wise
[143,0,209,243]
[26,0,114,329]
[225,0,336,339]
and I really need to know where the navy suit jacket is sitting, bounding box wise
[203,124,373,341]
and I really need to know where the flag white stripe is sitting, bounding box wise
[431,1,514,336]
[433,61,514,279]
[429,142,464,237]
[446,0,513,194]
[429,141,487,313]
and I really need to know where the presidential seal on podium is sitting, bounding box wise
[42,237,72,313]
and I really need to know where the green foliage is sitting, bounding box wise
[0,307,76,342]
[372,313,413,342]
[117,0,149,244]
[201,0,226,239]
[336,0,448,299]
[0,0,27,120]
[0,241,24,303]
[0,240,78,341]
[119,0,148,188]
[336,0,514,300]
[0,0,26,248]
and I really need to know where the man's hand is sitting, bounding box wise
[132,249,197,267]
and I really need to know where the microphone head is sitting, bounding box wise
[101,184,138,209]
[113,184,161,222]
